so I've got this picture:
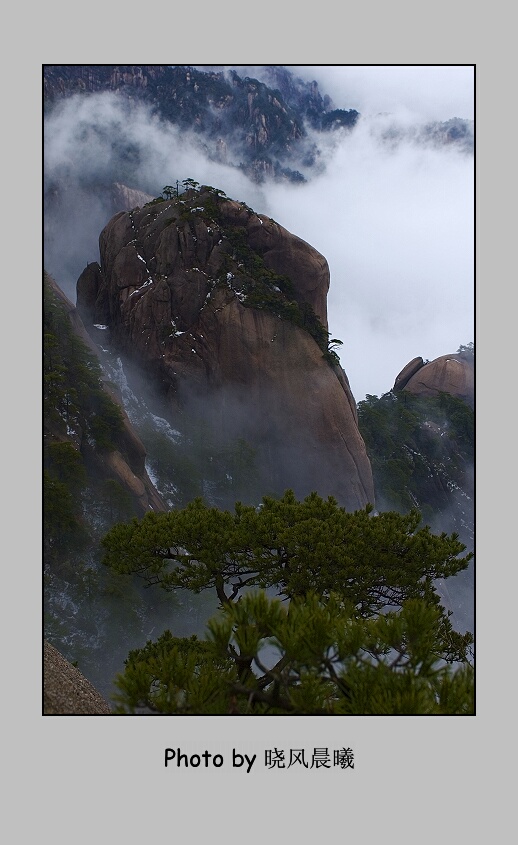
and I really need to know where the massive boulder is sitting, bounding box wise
[393,352,474,408]
[76,186,374,510]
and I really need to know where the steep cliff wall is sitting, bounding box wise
[77,187,375,511]
[43,65,361,185]
[45,274,166,516]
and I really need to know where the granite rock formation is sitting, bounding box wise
[44,640,112,715]
[76,186,375,511]
[43,65,359,184]
[393,352,474,408]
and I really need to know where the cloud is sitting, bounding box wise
[261,114,474,400]
[288,65,475,123]
[44,66,474,402]
[44,92,266,298]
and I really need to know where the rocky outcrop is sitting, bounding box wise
[111,183,154,215]
[45,274,166,515]
[43,65,167,100]
[43,66,351,184]
[77,187,375,511]
[393,356,426,391]
[44,641,112,715]
[43,66,306,184]
[393,352,474,407]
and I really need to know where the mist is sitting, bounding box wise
[44,92,266,298]
[44,65,474,402]
[263,115,474,399]
[289,64,474,122]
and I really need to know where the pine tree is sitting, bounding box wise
[112,591,474,715]
[102,487,474,709]
[102,489,472,621]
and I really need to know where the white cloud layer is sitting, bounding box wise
[44,65,474,402]
[289,64,475,123]
[260,112,474,399]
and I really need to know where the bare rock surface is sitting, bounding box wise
[44,641,112,715]
[77,187,375,510]
[394,352,474,407]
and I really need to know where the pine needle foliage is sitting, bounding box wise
[103,489,474,713]
[112,591,474,715]
[102,489,472,623]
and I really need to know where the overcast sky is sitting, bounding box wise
[44,64,474,402]
[290,64,474,122]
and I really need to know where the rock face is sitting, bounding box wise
[46,274,166,516]
[393,353,474,408]
[43,66,359,184]
[77,186,375,511]
[44,641,112,715]
[110,182,154,214]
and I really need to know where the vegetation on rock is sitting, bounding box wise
[138,412,259,510]
[143,183,344,366]
[44,275,153,676]
[44,277,125,453]
[357,387,474,522]
[44,276,135,562]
